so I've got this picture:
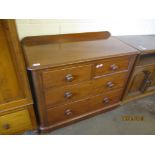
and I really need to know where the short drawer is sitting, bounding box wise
[0,109,32,135]
[47,89,123,125]
[92,71,128,94]
[93,56,130,77]
[44,82,92,108]
[42,65,91,89]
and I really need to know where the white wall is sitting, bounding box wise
[16,19,155,40]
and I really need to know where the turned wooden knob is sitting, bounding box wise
[64,92,73,99]
[3,123,10,130]
[103,97,110,103]
[65,74,74,82]
[110,64,118,71]
[107,81,114,88]
[65,109,73,116]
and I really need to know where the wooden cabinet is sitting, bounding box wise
[117,35,155,101]
[0,20,36,134]
[22,32,138,132]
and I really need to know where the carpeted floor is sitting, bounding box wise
[48,95,155,135]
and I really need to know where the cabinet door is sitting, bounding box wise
[0,20,32,111]
[0,21,22,103]
[148,65,155,92]
[124,66,154,99]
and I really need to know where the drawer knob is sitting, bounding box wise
[65,74,74,82]
[64,92,73,99]
[65,109,73,116]
[3,123,10,130]
[96,64,103,68]
[107,81,114,88]
[110,64,118,71]
[103,97,110,103]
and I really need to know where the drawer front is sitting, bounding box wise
[0,109,32,134]
[44,82,92,108]
[93,56,130,77]
[47,89,123,125]
[42,65,91,89]
[92,71,128,94]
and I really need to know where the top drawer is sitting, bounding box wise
[93,56,130,77]
[42,65,91,88]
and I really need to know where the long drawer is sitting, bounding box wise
[0,109,32,135]
[47,89,123,125]
[44,71,127,108]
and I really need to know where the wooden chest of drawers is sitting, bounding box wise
[22,32,138,132]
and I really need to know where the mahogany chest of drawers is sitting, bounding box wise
[22,32,139,132]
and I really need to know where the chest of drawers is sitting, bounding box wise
[22,32,138,132]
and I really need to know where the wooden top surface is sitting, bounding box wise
[22,32,139,70]
[116,35,155,54]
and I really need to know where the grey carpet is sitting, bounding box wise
[49,95,155,135]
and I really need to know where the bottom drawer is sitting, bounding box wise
[47,89,123,125]
[0,109,32,135]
